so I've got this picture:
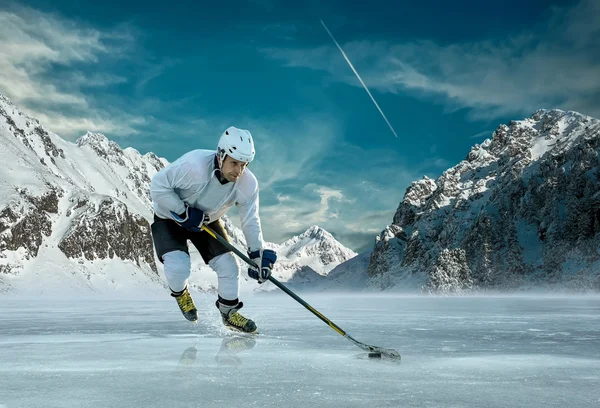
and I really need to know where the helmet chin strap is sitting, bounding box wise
[217,148,227,167]
[215,153,230,184]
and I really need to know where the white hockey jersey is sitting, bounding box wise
[150,149,264,251]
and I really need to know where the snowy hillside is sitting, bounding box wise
[364,109,600,293]
[313,250,372,292]
[0,93,355,295]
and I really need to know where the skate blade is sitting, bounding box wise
[225,325,259,335]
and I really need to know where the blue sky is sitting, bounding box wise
[1,0,598,252]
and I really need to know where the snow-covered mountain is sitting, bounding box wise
[357,109,600,293]
[271,225,356,275]
[0,93,355,295]
[220,223,356,292]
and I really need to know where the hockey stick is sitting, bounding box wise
[201,224,401,361]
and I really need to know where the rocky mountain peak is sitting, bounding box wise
[76,131,125,163]
[142,152,168,173]
[366,109,600,293]
[282,225,341,254]
[302,225,327,239]
[76,131,109,146]
[0,93,13,106]
[274,225,357,276]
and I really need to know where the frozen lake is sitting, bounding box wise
[0,293,599,407]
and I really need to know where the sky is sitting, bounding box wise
[0,0,599,252]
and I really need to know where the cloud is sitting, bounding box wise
[276,194,290,203]
[68,72,129,88]
[0,6,114,104]
[242,115,339,190]
[31,110,146,137]
[469,129,493,140]
[262,0,600,120]
[259,185,345,239]
[313,186,344,222]
[0,4,167,139]
[135,58,181,95]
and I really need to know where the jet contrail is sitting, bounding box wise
[320,19,398,138]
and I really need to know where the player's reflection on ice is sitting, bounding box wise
[176,335,257,371]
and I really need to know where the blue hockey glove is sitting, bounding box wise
[248,249,277,284]
[170,204,207,232]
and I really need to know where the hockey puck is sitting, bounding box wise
[368,352,382,359]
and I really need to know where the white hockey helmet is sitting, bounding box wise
[217,126,255,164]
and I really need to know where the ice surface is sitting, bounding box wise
[0,294,599,408]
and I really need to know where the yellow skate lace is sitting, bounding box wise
[227,312,249,328]
[176,290,196,313]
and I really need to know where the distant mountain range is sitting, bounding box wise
[4,91,599,295]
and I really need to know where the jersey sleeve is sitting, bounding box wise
[236,182,265,252]
[150,159,201,219]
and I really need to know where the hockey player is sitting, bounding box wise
[150,126,277,333]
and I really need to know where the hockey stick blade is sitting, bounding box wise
[346,333,401,360]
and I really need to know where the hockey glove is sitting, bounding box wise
[248,249,277,283]
[170,204,207,232]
